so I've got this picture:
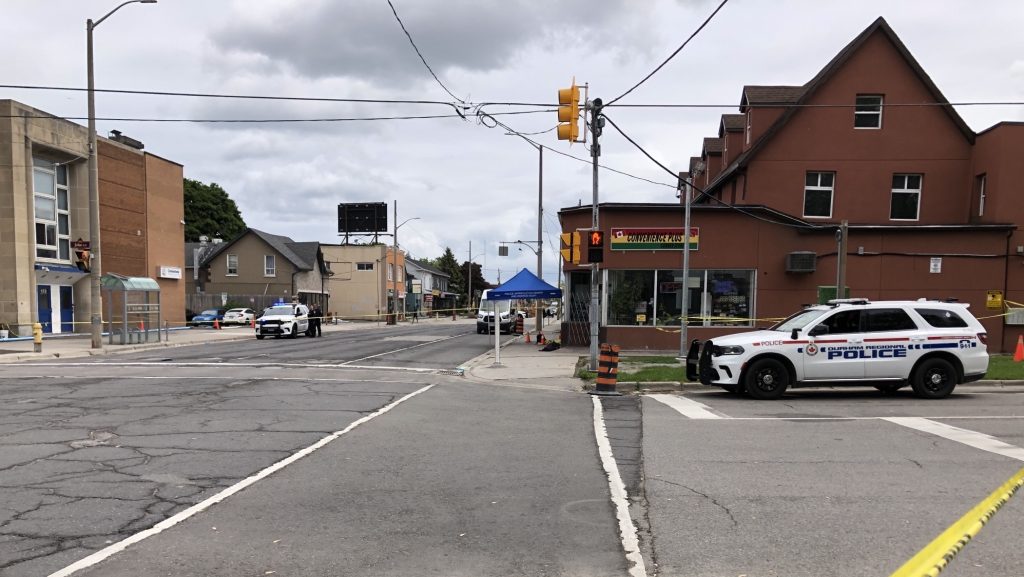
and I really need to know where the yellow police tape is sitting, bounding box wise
[889,466,1024,577]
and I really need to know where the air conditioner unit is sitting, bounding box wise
[786,251,817,273]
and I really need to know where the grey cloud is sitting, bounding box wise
[211,0,638,88]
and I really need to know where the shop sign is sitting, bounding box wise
[432,289,441,296]
[412,279,422,294]
[158,266,182,279]
[425,295,433,303]
[610,227,698,251]
[986,290,1003,309]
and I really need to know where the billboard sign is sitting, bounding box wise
[338,202,388,234]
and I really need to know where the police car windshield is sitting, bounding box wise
[266,306,294,315]
[771,308,829,332]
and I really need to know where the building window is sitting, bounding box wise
[607,269,754,327]
[33,159,70,261]
[976,174,987,217]
[264,255,276,277]
[226,254,238,275]
[854,94,883,129]
[357,262,374,271]
[388,264,393,281]
[890,174,922,220]
[745,111,751,145]
[804,172,834,218]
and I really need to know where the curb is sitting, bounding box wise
[580,379,1024,394]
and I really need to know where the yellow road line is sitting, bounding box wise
[889,466,1024,577]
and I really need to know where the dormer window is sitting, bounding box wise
[854,95,883,129]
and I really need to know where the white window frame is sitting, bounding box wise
[854,94,883,129]
[264,254,276,277]
[745,111,751,145]
[33,159,70,262]
[890,173,922,221]
[226,254,238,276]
[388,263,393,281]
[803,172,835,219]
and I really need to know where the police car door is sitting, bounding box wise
[803,309,865,380]
[862,307,919,379]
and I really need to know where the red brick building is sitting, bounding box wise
[560,17,1024,353]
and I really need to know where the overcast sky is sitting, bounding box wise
[3,0,1022,284]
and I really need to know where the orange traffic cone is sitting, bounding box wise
[213,318,220,330]
[524,331,531,344]
[251,316,256,329]
[1014,335,1024,363]
[537,333,546,345]
[138,320,145,332]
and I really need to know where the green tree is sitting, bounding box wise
[433,247,464,301]
[460,261,488,297]
[184,178,246,242]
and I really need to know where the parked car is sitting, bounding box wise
[256,304,310,339]
[190,308,227,326]
[687,298,989,400]
[223,308,256,325]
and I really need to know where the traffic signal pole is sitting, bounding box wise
[589,98,603,371]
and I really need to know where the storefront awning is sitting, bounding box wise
[34,263,87,284]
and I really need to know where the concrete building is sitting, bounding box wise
[560,17,1023,352]
[0,100,184,336]
[188,229,328,315]
[321,244,410,321]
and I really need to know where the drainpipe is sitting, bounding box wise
[1004,230,1013,353]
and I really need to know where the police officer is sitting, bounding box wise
[310,303,322,337]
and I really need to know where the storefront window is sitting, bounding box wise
[608,270,654,325]
[707,270,754,326]
[654,269,702,326]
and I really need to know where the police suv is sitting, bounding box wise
[686,299,989,400]
[255,303,310,340]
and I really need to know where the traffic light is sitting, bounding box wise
[559,231,582,264]
[557,83,580,141]
[587,230,604,263]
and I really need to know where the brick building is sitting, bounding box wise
[0,100,185,336]
[560,17,1024,353]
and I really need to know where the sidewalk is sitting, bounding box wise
[460,320,585,392]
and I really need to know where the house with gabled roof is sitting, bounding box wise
[559,16,1024,352]
[187,228,329,313]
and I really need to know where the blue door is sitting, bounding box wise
[37,285,53,333]
[59,286,74,333]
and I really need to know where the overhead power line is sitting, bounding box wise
[602,113,821,230]
[606,101,1024,109]
[606,0,730,106]
[0,109,554,124]
[385,0,465,104]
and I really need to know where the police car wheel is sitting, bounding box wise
[744,358,790,400]
[256,335,265,340]
[911,358,957,399]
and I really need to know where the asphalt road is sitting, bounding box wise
[5,325,1024,577]
[631,387,1024,577]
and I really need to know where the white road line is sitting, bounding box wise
[884,417,1024,462]
[592,396,647,577]
[47,384,435,577]
[342,332,470,364]
[0,375,426,384]
[648,393,726,419]
[17,361,438,373]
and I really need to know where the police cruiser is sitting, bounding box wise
[685,299,988,400]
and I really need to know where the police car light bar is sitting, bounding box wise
[827,298,870,305]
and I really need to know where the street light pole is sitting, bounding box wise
[87,0,156,349]
[536,145,543,334]
[391,200,420,323]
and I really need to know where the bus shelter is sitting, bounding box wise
[101,273,162,345]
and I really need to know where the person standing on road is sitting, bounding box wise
[310,303,322,337]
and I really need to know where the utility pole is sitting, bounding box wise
[836,220,849,300]
[536,145,544,334]
[392,200,397,319]
[678,172,692,360]
[467,240,472,314]
[588,98,604,371]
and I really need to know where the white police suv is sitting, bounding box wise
[685,299,989,400]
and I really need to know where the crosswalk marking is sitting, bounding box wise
[883,417,1024,462]
[648,394,727,419]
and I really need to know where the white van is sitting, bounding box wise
[476,289,513,334]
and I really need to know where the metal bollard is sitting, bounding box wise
[32,322,42,353]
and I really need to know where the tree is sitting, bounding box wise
[184,178,246,242]
[433,248,464,301]
[460,261,488,298]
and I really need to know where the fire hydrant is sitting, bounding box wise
[32,322,42,353]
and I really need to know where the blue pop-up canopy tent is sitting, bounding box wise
[487,268,562,300]
[484,268,561,366]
